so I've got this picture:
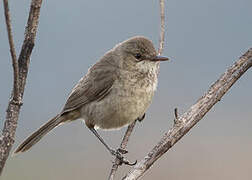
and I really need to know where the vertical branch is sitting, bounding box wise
[3,0,20,102]
[18,0,42,97]
[0,0,43,175]
[158,0,165,56]
[109,0,166,179]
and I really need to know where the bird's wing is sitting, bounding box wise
[61,62,116,114]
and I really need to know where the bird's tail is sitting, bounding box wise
[13,114,64,155]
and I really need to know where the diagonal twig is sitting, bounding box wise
[122,48,252,179]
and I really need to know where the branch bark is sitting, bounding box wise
[122,48,252,180]
[3,0,20,102]
[0,0,43,175]
[108,0,166,179]
[157,0,165,56]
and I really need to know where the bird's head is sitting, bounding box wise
[113,36,169,73]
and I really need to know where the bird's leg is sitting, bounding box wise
[89,127,114,154]
[88,127,137,166]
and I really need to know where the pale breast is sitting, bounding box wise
[81,71,158,130]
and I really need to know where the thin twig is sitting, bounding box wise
[3,0,20,103]
[123,48,252,180]
[108,121,137,180]
[108,0,166,178]
[173,108,179,124]
[158,0,165,56]
[0,0,43,175]
[174,108,178,119]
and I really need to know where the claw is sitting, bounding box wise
[110,149,117,156]
[124,159,137,166]
[110,149,137,166]
[117,148,128,154]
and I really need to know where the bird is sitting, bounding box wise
[14,36,169,165]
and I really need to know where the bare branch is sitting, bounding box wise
[108,121,137,180]
[18,0,42,96]
[158,0,165,55]
[0,0,43,175]
[123,48,252,179]
[3,0,20,103]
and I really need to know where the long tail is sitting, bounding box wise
[13,114,64,155]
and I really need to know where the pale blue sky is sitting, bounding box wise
[1,0,252,179]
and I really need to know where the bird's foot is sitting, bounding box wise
[110,149,137,166]
[117,148,128,154]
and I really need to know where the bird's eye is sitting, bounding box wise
[135,53,142,60]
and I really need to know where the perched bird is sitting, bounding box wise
[14,36,169,164]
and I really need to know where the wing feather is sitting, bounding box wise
[61,61,116,114]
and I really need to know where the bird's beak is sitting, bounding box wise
[150,56,169,62]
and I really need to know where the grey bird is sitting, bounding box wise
[14,36,169,164]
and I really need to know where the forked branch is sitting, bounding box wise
[0,0,43,175]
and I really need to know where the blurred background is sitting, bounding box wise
[1,0,252,179]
